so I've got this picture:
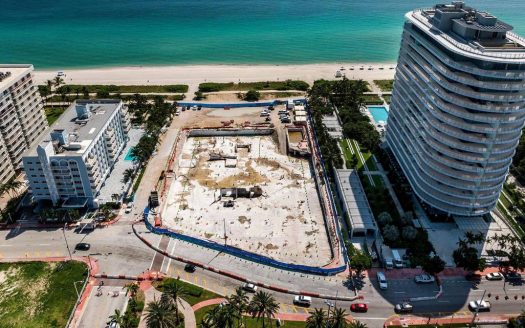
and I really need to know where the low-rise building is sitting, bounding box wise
[0,64,48,184]
[22,100,131,207]
[334,169,377,239]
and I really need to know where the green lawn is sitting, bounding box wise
[373,79,394,92]
[153,278,222,306]
[362,94,383,105]
[44,106,68,125]
[195,305,306,328]
[0,261,88,328]
[198,81,309,92]
[383,94,392,104]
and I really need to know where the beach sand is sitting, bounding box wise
[33,63,396,93]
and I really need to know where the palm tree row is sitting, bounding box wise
[202,289,279,328]
[145,278,188,328]
[0,179,23,198]
[306,307,367,328]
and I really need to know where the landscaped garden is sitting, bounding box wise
[198,80,310,92]
[0,261,88,328]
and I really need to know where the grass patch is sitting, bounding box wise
[153,278,221,306]
[44,106,68,125]
[383,94,392,104]
[199,80,309,92]
[195,305,306,328]
[361,94,383,105]
[0,261,88,328]
[55,84,188,94]
[373,79,394,92]
[132,166,146,194]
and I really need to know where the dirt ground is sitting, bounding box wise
[161,135,332,266]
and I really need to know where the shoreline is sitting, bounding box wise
[33,63,396,87]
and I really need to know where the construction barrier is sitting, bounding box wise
[177,99,306,109]
[142,207,346,276]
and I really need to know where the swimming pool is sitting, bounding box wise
[124,147,135,161]
[367,105,389,124]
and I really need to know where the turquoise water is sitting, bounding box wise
[124,147,135,161]
[368,106,389,123]
[1,0,524,69]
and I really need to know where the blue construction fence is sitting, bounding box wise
[177,99,306,109]
[143,207,346,276]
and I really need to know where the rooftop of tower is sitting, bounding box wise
[409,1,525,62]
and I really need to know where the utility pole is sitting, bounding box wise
[471,289,486,326]
[324,300,334,328]
[223,218,228,246]
[63,223,73,260]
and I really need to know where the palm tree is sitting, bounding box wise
[306,308,327,328]
[123,282,139,297]
[145,297,178,328]
[161,279,188,324]
[329,307,348,328]
[348,320,368,328]
[107,309,124,326]
[53,76,64,88]
[122,168,135,184]
[248,291,279,328]
[228,287,249,327]
[0,179,23,198]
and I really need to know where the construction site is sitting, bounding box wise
[159,127,334,266]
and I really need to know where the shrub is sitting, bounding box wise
[402,226,418,240]
[383,224,400,242]
[198,82,233,92]
[377,212,393,226]
[244,90,260,102]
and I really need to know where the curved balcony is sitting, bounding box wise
[406,22,525,80]
[406,40,525,91]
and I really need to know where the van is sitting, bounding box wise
[392,249,404,268]
[377,272,388,289]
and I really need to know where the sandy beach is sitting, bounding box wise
[33,63,396,92]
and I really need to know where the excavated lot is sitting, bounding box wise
[162,135,332,266]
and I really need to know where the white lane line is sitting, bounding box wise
[508,288,521,291]
[160,238,173,273]
[165,238,178,274]
[353,317,388,320]
[438,300,450,303]
[0,245,13,247]
[37,243,51,246]
[394,291,406,294]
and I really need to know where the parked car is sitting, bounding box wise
[505,272,522,282]
[242,283,258,293]
[184,264,196,273]
[197,105,202,110]
[181,106,186,112]
[486,272,504,281]
[377,272,388,290]
[124,203,133,213]
[350,303,368,313]
[75,242,90,251]
[268,105,274,111]
[293,295,312,306]
[394,302,413,314]
[414,274,435,284]
[191,105,197,111]
[468,300,491,312]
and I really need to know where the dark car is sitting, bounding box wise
[350,303,368,313]
[505,272,522,282]
[184,264,196,273]
[75,242,90,251]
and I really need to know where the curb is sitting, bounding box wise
[132,221,360,302]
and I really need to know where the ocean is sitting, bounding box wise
[1,0,524,69]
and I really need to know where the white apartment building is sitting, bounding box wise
[386,2,525,217]
[0,64,48,184]
[22,100,131,207]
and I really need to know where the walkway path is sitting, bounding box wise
[373,157,406,218]
[139,284,196,328]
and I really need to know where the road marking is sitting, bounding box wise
[46,251,51,257]
[291,305,298,313]
[202,278,207,288]
[149,236,163,270]
[37,243,51,246]
[176,269,182,278]
[194,276,199,284]
[394,291,406,294]
[438,300,450,303]
[35,251,41,257]
[353,317,388,320]
[301,307,309,314]
[508,288,521,291]
[471,289,486,292]
[185,272,190,281]
[0,245,13,247]
[54,251,61,257]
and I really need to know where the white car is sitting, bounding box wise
[242,283,257,293]
[468,300,491,312]
[486,272,504,281]
[293,295,312,306]
[414,274,435,284]
[377,272,388,290]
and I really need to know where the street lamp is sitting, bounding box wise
[62,223,73,260]
[324,300,334,327]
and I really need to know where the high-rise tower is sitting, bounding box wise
[386,2,525,216]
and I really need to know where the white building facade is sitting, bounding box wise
[23,100,131,207]
[386,2,525,217]
[0,64,48,184]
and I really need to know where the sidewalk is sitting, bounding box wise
[385,314,508,327]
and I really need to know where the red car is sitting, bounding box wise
[350,303,368,313]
